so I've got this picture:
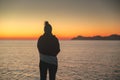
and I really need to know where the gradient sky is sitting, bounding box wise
[0,0,120,39]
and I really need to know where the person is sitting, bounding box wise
[37,21,60,80]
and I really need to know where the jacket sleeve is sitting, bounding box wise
[37,36,43,53]
[55,38,60,56]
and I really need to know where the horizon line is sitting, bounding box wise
[0,34,120,40]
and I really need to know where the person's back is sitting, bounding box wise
[38,33,60,56]
[37,21,60,80]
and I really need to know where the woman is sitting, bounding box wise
[37,21,60,80]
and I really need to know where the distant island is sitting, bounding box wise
[72,34,120,40]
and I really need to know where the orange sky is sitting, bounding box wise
[0,0,120,40]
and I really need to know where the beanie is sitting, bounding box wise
[44,21,52,33]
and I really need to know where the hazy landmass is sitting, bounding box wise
[72,34,120,40]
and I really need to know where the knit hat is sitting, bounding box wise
[44,21,52,33]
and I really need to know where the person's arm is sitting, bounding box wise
[55,38,60,56]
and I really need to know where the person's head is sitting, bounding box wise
[44,21,52,34]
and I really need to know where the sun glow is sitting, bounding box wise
[0,18,120,40]
[0,0,120,40]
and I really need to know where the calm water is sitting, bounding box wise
[0,40,120,80]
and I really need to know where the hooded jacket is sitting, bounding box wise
[37,33,60,56]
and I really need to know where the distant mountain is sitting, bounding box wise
[72,34,120,40]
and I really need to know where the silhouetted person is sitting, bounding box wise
[37,21,60,80]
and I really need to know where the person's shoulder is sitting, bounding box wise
[38,35,44,40]
[52,35,59,40]
[40,35,44,38]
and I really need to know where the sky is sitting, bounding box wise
[0,0,120,40]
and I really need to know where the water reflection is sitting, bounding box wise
[0,40,120,80]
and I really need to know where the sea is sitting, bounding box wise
[0,40,120,80]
